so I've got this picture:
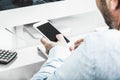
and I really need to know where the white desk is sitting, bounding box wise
[0,10,107,80]
[14,10,106,49]
[0,28,45,80]
[0,45,45,80]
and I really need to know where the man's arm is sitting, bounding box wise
[31,34,71,80]
[31,45,71,80]
[31,36,93,80]
[31,34,93,80]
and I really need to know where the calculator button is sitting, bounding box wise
[2,57,6,59]
[2,50,6,53]
[1,53,4,56]
[0,50,3,54]
[0,56,2,58]
[6,53,9,54]
[4,55,8,57]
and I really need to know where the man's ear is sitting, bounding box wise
[110,0,119,10]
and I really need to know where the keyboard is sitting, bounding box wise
[0,49,17,64]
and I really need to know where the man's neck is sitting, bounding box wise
[117,10,120,29]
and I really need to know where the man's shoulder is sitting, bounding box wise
[85,29,120,43]
[82,29,120,52]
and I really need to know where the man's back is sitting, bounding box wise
[87,29,120,79]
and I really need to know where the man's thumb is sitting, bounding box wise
[56,34,65,42]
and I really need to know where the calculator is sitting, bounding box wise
[0,49,17,64]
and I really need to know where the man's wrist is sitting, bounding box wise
[48,45,71,60]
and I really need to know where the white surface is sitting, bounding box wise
[13,10,106,49]
[0,45,45,72]
[24,25,43,39]
[0,61,45,80]
[0,0,96,28]
[0,28,15,50]
[0,9,107,79]
[37,44,48,59]
[51,10,106,37]
[0,28,45,80]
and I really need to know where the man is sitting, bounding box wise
[32,0,120,80]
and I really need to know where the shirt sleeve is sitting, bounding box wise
[31,45,71,80]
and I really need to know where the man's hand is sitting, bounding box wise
[69,38,84,51]
[41,34,67,54]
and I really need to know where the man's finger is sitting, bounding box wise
[41,37,49,46]
[56,34,65,42]
[69,45,75,52]
[75,38,84,45]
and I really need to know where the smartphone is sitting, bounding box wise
[33,20,70,43]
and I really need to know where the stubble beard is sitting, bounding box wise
[101,1,115,29]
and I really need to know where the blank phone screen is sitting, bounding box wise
[37,22,70,43]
